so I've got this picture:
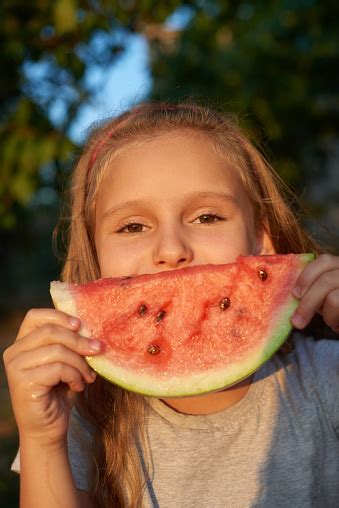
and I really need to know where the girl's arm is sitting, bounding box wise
[3,308,101,508]
[292,253,339,333]
[19,437,82,507]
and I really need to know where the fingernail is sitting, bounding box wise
[89,339,101,352]
[292,313,305,329]
[293,286,302,299]
[69,316,80,328]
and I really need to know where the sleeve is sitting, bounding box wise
[67,406,94,491]
[11,450,20,474]
[299,337,339,439]
[10,406,94,492]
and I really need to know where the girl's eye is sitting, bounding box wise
[117,223,147,234]
[116,214,224,233]
[195,214,224,224]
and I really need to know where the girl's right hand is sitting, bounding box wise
[3,308,101,447]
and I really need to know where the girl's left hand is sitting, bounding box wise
[292,254,339,334]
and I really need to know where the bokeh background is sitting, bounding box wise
[1,1,339,505]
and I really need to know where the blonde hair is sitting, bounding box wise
[58,102,321,507]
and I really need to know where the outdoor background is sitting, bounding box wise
[1,1,339,505]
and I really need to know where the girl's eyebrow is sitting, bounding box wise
[185,191,239,205]
[102,191,239,222]
[102,199,149,222]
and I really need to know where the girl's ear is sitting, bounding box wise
[254,222,276,255]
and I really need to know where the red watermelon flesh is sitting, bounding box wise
[50,253,313,397]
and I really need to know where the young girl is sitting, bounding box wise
[4,102,339,508]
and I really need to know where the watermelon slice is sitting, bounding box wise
[50,254,313,397]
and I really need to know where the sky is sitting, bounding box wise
[68,33,151,144]
[68,6,193,144]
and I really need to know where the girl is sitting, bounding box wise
[4,102,339,508]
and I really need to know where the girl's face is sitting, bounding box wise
[95,131,273,278]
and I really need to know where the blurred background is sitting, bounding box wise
[1,1,338,504]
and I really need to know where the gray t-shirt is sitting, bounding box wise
[12,334,339,507]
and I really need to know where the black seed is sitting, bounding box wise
[138,304,148,316]
[147,344,161,355]
[258,269,268,281]
[219,297,231,310]
[156,310,166,323]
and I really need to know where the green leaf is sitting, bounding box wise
[53,0,77,34]
[9,171,36,205]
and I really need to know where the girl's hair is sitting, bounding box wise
[58,102,322,507]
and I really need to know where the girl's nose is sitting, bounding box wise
[152,228,194,269]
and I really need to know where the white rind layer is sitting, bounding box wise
[50,281,92,339]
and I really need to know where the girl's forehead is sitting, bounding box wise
[98,130,244,197]
[94,131,255,230]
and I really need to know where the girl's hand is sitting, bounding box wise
[3,309,101,447]
[292,254,339,334]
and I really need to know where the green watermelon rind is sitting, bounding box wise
[50,253,314,398]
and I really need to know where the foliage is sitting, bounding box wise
[0,431,19,508]
[151,0,339,199]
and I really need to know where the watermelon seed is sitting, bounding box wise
[138,304,148,316]
[156,310,166,323]
[258,269,268,281]
[219,297,230,310]
[147,344,161,355]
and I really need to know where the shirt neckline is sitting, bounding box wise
[146,362,268,430]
